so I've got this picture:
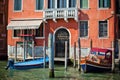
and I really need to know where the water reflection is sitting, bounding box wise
[1,61,120,80]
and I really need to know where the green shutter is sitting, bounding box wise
[36,0,38,10]
[80,0,88,9]
[80,0,83,8]
[99,0,103,8]
[14,0,21,11]
[36,0,43,10]
[107,0,111,8]
[52,0,55,8]
[40,0,43,9]
[84,0,88,8]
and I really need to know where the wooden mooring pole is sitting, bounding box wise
[118,40,120,71]
[73,42,76,68]
[90,39,92,49]
[78,38,81,72]
[65,41,68,71]
[23,41,26,61]
[32,40,35,60]
[112,41,115,72]
[15,42,17,62]
[43,41,46,68]
[49,33,54,78]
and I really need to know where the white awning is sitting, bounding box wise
[7,19,43,30]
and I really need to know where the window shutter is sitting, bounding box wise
[18,0,21,10]
[70,0,76,7]
[73,0,76,7]
[52,0,55,8]
[36,0,43,10]
[84,0,88,8]
[36,0,38,10]
[40,0,43,9]
[69,0,73,7]
[14,0,21,11]
[99,0,103,8]
[48,0,54,9]
[61,0,66,8]
[80,0,88,9]
[107,0,111,8]
[80,0,83,8]
[48,0,50,8]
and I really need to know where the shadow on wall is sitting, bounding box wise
[78,10,89,20]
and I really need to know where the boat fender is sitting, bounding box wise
[5,59,14,70]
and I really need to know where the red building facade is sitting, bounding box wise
[7,0,117,60]
[0,0,8,60]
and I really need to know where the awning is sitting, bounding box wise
[91,48,112,53]
[7,19,43,30]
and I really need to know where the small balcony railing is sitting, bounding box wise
[43,8,78,22]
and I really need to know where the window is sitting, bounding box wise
[116,0,120,14]
[99,21,108,38]
[0,13,3,24]
[57,0,66,8]
[69,0,76,8]
[79,21,88,37]
[13,27,44,38]
[35,23,44,37]
[48,0,76,8]
[36,0,44,10]
[24,29,32,35]
[14,0,22,11]
[99,0,111,8]
[48,0,55,9]
[13,30,20,37]
[80,0,88,9]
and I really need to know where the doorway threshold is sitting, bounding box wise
[54,57,66,61]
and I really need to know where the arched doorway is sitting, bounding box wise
[55,28,69,58]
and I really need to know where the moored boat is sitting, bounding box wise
[6,57,49,70]
[80,48,112,72]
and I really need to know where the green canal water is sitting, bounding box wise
[0,61,120,80]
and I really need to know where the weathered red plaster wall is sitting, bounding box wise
[8,0,116,49]
[78,0,115,48]
[46,19,78,46]
[8,0,44,46]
